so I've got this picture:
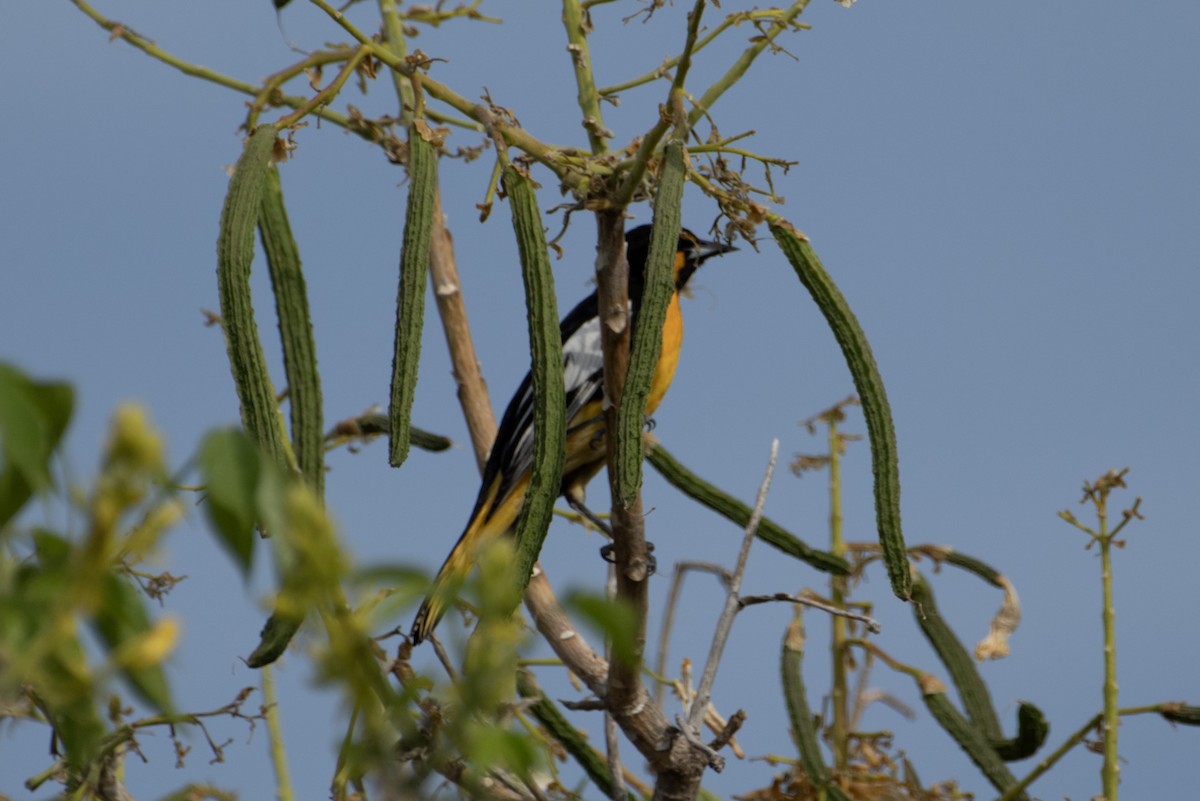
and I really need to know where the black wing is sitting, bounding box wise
[473,291,606,523]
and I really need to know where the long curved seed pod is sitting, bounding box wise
[615,140,684,506]
[1161,704,1200,726]
[517,670,615,798]
[502,166,565,591]
[769,217,909,601]
[913,546,1022,660]
[940,548,1004,586]
[246,612,299,668]
[920,674,1026,799]
[388,125,437,467]
[259,165,324,495]
[216,125,290,468]
[648,442,849,574]
[222,140,317,667]
[327,411,452,452]
[781,615,853,801]
[992,702,1050,761]
[911,572,1002,740]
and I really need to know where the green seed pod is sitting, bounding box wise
[781,616,831,785]
[769,218,909,600]
[920,675,1027,799]
[992,702,1049,761]
[388,125,437,468]
[259,165,324,496]
[912,572,1002,740]
[615,140,685,506]
[502,166,565,592]
[1161,704,1200,727]
[216,125,291,469]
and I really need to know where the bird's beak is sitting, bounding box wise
[692,237,738,264]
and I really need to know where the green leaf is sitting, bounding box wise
[33,528,72,571]
[92,573,173,711]
[465,723,540,778]
[198,428,262,574]
[0,363,74,529]
[43,634,108,773]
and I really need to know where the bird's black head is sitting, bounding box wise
[624,224,736,300]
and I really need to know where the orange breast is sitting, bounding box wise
[645,293,684,415]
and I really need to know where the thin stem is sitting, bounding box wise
[275,46,369,131]
[738,592,880,633]
[330,705,360,801]
[378,0,416,126]
[848,639,924,681]
[306,0,583,189]
[996,705,1166,801]
[828,415,849,773]
[248,47,358,129]
[72,0,372,137]
[1099,503,1120,799]
[562,0,609,153]
[71,0,261,95]
[687,0,810,129]
[598,10,809,97]
[614,0,706,205]
[261,665,295,801]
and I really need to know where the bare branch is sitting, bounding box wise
[738,592,882,634]
[686,439,779,734]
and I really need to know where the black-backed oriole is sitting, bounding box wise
[411,225,733,643]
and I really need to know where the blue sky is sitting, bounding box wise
[3,2,1198,799]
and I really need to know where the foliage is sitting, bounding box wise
[4,3,1194,800]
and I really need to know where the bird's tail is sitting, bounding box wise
[410,526,477,643]
[411,477,521,644]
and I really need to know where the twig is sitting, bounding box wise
[996,704,1168,801]
[709,708,746,753]
[562,0,610,153]
[429,633,459,682]
[686,439,779,734]
[523,567,690,780]
[72,0,358,132]
[673,714,725,773]
[654,560,731,710]
[615,0,707,205]
[307,0,584,189]
[687,0,811,129]
[605,712,628,801]
[604,558,628,801]
[428,189,497,469]
[377,0,416,126]
[275,45,370,131]
[597,9,810,97]
[737,592,882,634]
[247,46,359,130]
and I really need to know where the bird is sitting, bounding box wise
[411,224,734,644]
